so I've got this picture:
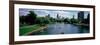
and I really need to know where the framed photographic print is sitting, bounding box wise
[9,1,95,44]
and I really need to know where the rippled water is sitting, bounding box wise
[29,23,89,35]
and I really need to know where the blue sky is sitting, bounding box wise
[19,8,90,19]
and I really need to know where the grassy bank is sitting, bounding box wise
[19,24,47,36]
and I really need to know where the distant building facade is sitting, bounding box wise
[78,11,84,23]
[57,14,60,19]
[87,13,90,24]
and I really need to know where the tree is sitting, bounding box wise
[20,16,25,24]
[64,18,69,23]
[36,17,50,26]
[20,16,26,26]
[26,11,37,25]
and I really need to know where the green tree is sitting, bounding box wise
[20,16,26,26]
[26,11,37,25]
[64,18,68,22]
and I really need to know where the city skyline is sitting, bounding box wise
[19,8,90,19]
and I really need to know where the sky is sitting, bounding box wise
[19,8,90,19]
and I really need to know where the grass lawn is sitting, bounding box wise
[19,24,42,36]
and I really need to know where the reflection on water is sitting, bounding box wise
[29,23,89,35]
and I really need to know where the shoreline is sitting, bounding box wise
[73,23,89,26]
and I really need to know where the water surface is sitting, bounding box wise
[29,23,89,35]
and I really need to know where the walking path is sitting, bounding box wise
[23,26,47,35]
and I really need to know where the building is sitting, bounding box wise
[78,11,84,23]
[57,14,60,19]
[87,13,90,24]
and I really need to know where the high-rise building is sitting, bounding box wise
[87,13,90,24]
[72,15,75,19]
[57,14,60,19]
[78,11,84,23]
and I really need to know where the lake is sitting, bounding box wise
[29,23,89,35]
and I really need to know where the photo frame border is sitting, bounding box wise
[9,1,95,44]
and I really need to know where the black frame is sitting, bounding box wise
[9,1,95,44]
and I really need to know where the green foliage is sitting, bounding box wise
[36,17,51,26]
[27,11,37,24]
[20,11,37,25]
[20,16,24,24]
[64,18,70,23]
[28,11,37,20]
[70,18,79,24]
